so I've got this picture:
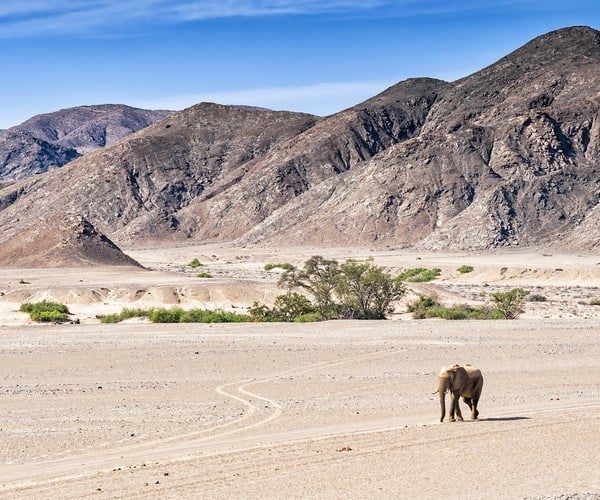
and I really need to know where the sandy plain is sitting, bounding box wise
[1,244,599,499]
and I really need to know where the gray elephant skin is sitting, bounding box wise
[436,364,483,422]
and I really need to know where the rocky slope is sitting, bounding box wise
[239,26,600,250]
[0,26,598,255]
[0,105,173,181]
[0,104,319,244]
[0,213,141,267]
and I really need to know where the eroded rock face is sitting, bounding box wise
[0,26,598,253]
[237,26,600,250]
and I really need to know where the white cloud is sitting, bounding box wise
[133,80,397,116]
[0,0,563,37]
[0,0,387,37]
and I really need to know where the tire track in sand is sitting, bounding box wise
[0,348,400,491]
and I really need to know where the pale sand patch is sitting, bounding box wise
[0,319,599,498]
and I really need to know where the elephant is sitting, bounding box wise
[435,364,483,422]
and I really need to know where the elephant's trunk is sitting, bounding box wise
[439,377,447,422]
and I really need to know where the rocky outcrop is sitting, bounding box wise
[0,213,141,267]
[0,130,80,181]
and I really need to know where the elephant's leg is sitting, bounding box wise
[449,393,457,421]
[463,396,472,411]
[451,393,463,421]
[471,394,480,419]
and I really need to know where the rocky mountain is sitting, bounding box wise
[0,105,173,181]
[0,104,319,244]
[240,26,600,250]
[0,26,598,255]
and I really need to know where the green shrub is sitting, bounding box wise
[20,300,69,314]
[273,292,316,322]
[264,262,295,271]
[30,310,70,322]
[397,267,441,282]
[149,308,184,323]
[188,258,203,268]
[98,308,153,323]
[407,295,441,319]
[120,307,152,319]
[293,312,324,323]
[101,307,249,323]
[195,272,213,278]
[491,288,529,319]
[248,302,279,322]
[425,306,471,320]
[247,293,319,323]
[407,295,504,320]
[179,309,248,323]
[20,300,70,323]
[98,314,122,324]
[457,265,474,274]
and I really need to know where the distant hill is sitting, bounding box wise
[0,105,173,181]
[0,26,598,261]
[0,213,141,268]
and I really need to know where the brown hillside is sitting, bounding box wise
[0,213,141,268]
[0,26,598,252]
[238,26,600,249]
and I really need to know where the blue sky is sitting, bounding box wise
[1,1,599,128]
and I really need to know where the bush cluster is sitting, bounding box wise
[397,267,441,282]
[255,256,406,321]
[248,292,321,322]
[457,265,474,274]
[97,308,152,324]
[264,262,295,271]
[99,307,249,324]
[20,300,70,323]
[408,288,528,320]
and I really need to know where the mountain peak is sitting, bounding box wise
[0,26,599,254]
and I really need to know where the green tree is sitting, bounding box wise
[273,292,316,322]
[335,259,406,319]
[492,288,529,319]
[279,256,341,317]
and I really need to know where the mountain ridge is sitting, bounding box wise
[0,104,173,181]
[0,26,598,260]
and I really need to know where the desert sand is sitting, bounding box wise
[1,244,599,499]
